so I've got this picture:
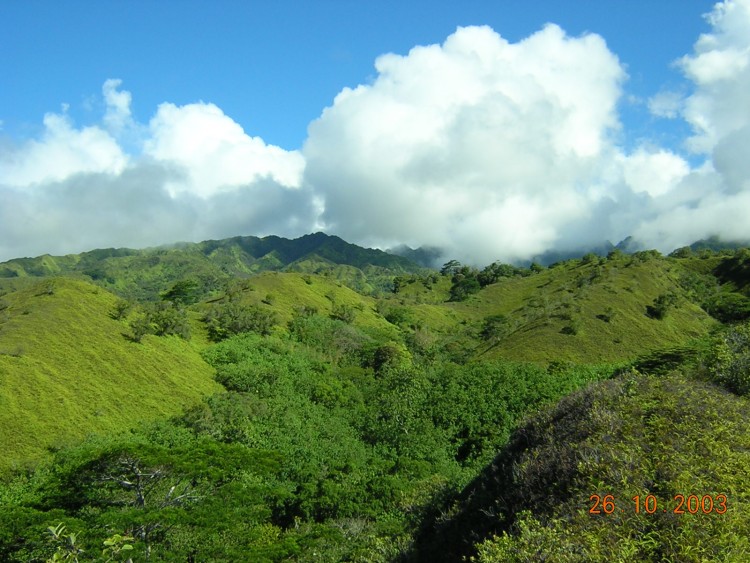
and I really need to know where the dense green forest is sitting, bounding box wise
[1,234,750,561]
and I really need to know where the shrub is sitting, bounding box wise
[129,302,191,341]
[330,303,356,324]
[703,292,750,323]
[646,292,677,320]
[109,299,131,320]
[480,315,510,341]
[204,302,277,341]
[705,323,750,395]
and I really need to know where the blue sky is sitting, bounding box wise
[2,0,713,150]
[1,0,749,264]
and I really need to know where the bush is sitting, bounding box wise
[646,292,677,320]
[705,323,750,395]
[480,315,509,341]
[161,279,200,305]
[450,276,480,302]
[109,299,131,320]
[331,303,356,324]
[703,292,750,323]
[129,302,191,341]
[204,302,277,341]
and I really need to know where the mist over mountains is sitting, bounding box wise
[2,2,750,265]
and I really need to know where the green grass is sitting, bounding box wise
[207,272,400,339]
[0,249,731,473]
[0,278,220,472]
[399,256,718,363]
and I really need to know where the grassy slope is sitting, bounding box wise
[0,278,220,472]
[401,256,717,364]
[214,272,400,339]
[232,255,717,365]
[0,253,724,471]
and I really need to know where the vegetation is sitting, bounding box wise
[0,236,749,561]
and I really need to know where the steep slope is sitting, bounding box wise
[415,373,750,562]
[0,278,220,471]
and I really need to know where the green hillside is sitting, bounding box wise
[0,278,220,471]
[0,237,748,561]
[415,370,750,562]
[208,271,398,337]
[378,252,718,364]
[0,232,424,301]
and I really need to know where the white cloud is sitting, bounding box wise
[681,0,750,154]
[0,111,127,187]
[144,102,305,198]
[0,81,314,261]
[621,149,690,198]
[102,78,134,133]
[304,24,627,263]
[648,90,683,118]
[630,0,750,249]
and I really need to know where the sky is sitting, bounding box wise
[1,0,749,265]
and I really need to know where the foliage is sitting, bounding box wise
[45,523,84,562]
[160,278,200,305]
[703,292,750,323]
[477,262,522,287]
[129,301,191,341]
[330,302,356,324]
[420,372,750,562]
[646,292,678,320]
[446,265,482,302]
[3,240,750,560]
[0,232,424,301]
[703,322,750,395]
[480,314,510,341]
[0,278,219,471]
[203,301,277,341]
[108,299,131,320]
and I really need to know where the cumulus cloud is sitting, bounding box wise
[305,7,750,264]
[648,90,683,119]
[0,81,315,261]
[305,24,630,263]
[0,111,127,187]
[144,102,305,198]
[2,3,750,265]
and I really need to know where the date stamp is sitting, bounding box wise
[589,494,727,515]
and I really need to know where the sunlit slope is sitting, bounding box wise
[417,373,750,562]
[0,278,220,471]
[0,232,424,300]
[461,257,715,362]
[236,256,718,364]
[383,255,717,364]
[212,271,400,338]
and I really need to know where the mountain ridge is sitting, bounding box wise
[0,232,425,300]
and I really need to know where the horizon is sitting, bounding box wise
[2,0,750,264]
